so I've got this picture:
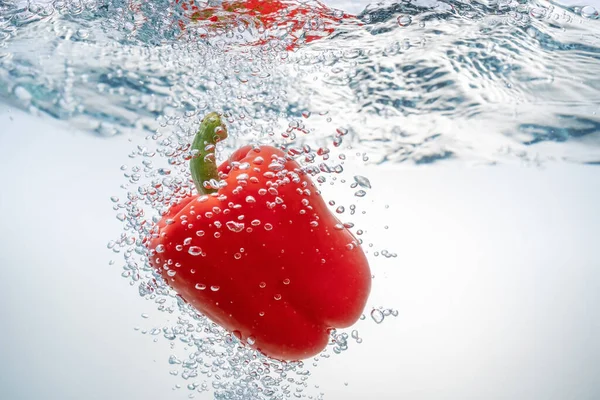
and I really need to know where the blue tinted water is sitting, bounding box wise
[1,0,599,165]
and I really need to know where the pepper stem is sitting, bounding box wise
[190,112,228,194]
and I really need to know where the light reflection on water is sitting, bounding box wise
[1,0,599,165]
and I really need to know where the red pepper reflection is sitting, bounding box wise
[173,0,358,50]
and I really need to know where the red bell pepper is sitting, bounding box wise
[124,0,357,51]
[147,113,371,360]
[173,0,358,50]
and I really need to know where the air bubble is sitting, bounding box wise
[397,15,412,26]
[188,246,202,256]
[371,309,384,324]
[353,175,371,189]
[581,5,598,18]
[530,7,545,18]
[268,162,284,171]
[226,221,245,232]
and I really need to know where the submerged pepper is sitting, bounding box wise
[147,113,371,360]
[173,0,359,50]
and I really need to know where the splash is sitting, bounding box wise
[2,0,600,164]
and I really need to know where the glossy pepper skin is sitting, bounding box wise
[147,113,371,361]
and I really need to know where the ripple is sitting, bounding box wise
[1,0,600,167]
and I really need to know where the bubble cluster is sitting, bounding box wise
[3,0,600,165]
[104,56,387,399]
[370,307,399,324]
[138,309,327,399]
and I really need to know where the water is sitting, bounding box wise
[1,0,600,399]
[1,0,600,165]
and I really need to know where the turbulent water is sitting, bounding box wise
[1,0,600,165]
[1,0,599,398]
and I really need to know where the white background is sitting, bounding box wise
[1,103,599,399]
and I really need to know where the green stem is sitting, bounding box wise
[190,112,228,194]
